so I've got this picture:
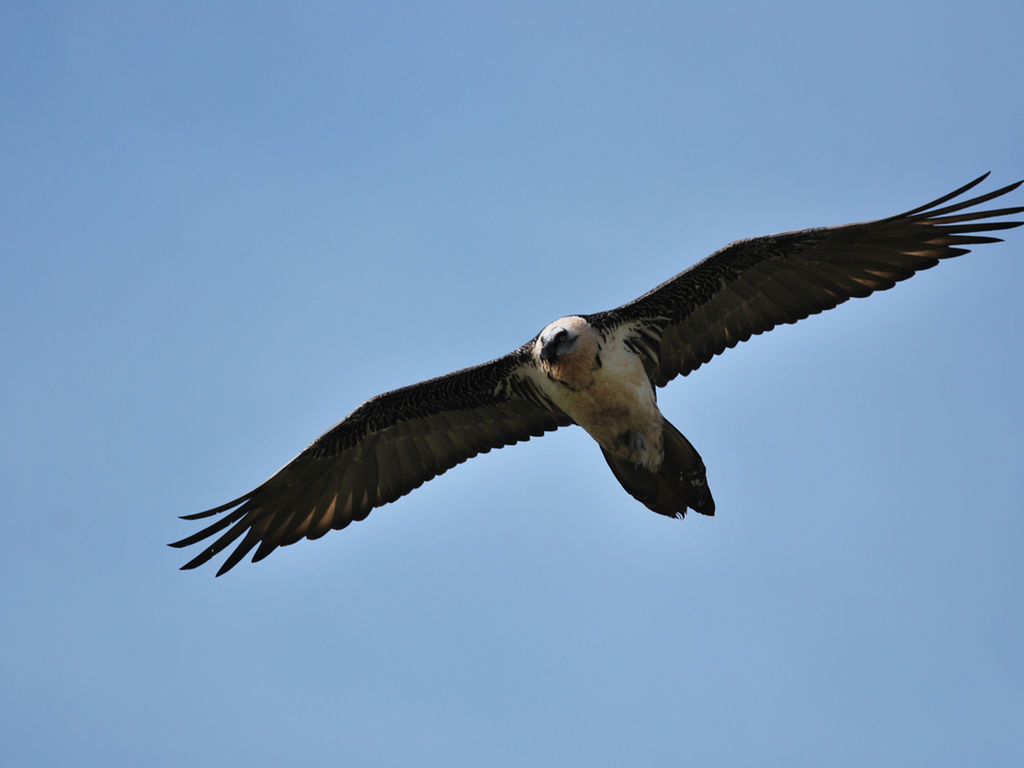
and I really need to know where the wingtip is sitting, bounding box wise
[179,510,215,521]
[174,556,228,576]
[180,491,258,521]
[979,172,1024,192]
[167,533,198,549]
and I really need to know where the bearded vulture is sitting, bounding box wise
[173,174,1022,575]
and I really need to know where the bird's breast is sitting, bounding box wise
[537,332,664,469]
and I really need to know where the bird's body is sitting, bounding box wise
[173,174,1022,575]
[534,317,662,471]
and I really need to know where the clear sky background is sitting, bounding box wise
[2,2,1022,766]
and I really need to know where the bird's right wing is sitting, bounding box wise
[171,345,570,575]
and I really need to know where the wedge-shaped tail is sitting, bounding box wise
[601,418,715,518]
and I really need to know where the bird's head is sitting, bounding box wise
[535,316,600,385]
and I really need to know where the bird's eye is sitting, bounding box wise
[554,329,567,342]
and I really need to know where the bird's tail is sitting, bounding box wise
[601,417,715,519]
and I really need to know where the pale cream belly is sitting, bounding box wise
[554,378,665,471]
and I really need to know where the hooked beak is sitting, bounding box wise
[539,340,559,364]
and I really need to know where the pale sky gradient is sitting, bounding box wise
[2,2,1023,766]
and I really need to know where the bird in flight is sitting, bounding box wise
[173,173,1022,575]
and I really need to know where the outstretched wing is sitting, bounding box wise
[590,174,1023,387]
[171,347,570,575]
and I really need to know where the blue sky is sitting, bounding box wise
[2,2,1023,765]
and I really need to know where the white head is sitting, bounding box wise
[534,315,601,385]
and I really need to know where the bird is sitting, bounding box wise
[172,173,1022,575]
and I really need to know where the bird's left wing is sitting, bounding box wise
[589,173,1023,387]
[171,346,570,575]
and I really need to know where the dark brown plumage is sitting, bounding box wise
[591,174,1023,385]
[600,417,715,519]
[173,355,571,575]
[173,174,1022,575]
